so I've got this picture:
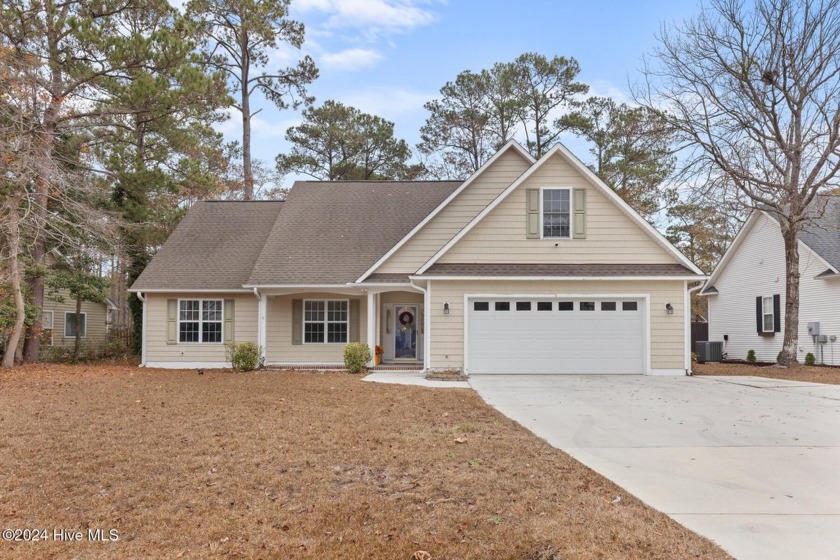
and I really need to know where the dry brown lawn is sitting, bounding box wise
[694,361,840,385]
[0,364,729,559]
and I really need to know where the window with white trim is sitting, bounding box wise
[542,188,571,238]
[179,299,222,343]
[42,310,54,330]
[762,296,774,333]
[304,300,348,344]
[64,312,86,338]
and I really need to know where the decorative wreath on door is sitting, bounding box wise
[399,310,414,332]
[399,310,414,326]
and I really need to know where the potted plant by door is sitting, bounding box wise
[374,345,384,365]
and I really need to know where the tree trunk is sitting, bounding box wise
[241,40,253,200]
[72,296,83,363]
[780,223,801,366]
[2,195,26,369]
[22,70,63,363]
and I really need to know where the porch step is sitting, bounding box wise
[371,364,424,371]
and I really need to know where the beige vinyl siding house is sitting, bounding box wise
[41,288,113,347]
[438,154,676,265]
[130,140,704,374]
[143,293,258,367]
[375,147,533,274]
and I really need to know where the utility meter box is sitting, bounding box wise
[808,322,821,336]
[818,335,828,344]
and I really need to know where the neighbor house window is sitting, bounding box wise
[542,188,571,238]
[179,299,222,343]
[42,310,54,330]
[762,296,774,333]
[64,312,86,338]
[304,300,348,344]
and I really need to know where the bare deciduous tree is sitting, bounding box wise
[640,0,840,365]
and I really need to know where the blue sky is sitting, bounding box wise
[216,0,705,185]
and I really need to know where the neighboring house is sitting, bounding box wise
[702,196,840,365]
[129,140,704,375]
[41,287,118,347]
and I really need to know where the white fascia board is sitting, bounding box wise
[127,288,252,293]
[410,275,706,282]
[242,284,357,289]
[354,140,535,283]
[417,142,704,275]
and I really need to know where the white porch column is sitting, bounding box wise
[366,291,376,367]
[258,293,267,364]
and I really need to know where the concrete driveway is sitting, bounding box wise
[468,374,840,560]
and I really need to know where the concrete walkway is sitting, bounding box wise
[363,370,470,389]
[468,374,840,560]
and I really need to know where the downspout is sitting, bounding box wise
[409,278,429,372]
[136,292,147,367]
[685,281,705,376]
[253,287,266,365]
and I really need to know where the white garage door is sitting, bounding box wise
[467,297,645,374]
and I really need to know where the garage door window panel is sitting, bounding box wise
[537,302,552,311]
[516,301,532,311]
[580,302,595,311]
[601,302,617,311]
[474,301,489,311]
[495,302,511,311]
[622,301,638,311]
[558,302,573,311]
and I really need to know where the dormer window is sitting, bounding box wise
[542,188,571,238]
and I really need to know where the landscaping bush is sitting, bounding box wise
[227,342,261,371]
[776,351,783,364]
[746,350,756,363]
[805,352,816,366]
[343,343,371,374]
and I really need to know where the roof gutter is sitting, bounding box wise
[409,275,707,282]
[136,292,147,367]
[685,282,705,376]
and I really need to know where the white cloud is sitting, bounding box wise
[340,86,433,120]
[295,0,439,34]
[587,79,633,104]
[213,112,301,141]
[320,48,383,71]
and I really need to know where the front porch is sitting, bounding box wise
[255,284,428,370]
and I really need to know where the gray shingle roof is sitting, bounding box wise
[131,201,284,290]
[420,263,698,277]
[246,181,461,285]
[800,195,840,270]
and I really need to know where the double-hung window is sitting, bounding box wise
[64,312,86,338]
[542,188,571,238]
[304,300,348,344]
[762,296,774,333]
[179,300,222,343]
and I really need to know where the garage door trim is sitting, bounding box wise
[463,292,650,375]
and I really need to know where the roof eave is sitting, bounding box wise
[411,274,707,282]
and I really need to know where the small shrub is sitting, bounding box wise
[343,343,371,374]
[691,352,699,364]
[746,350,756,363]
[227,342,261,371]
[42,345,70,363]
[805,352,816,366]
[776,351,783,364]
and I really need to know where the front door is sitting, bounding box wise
[394,304,419,360]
